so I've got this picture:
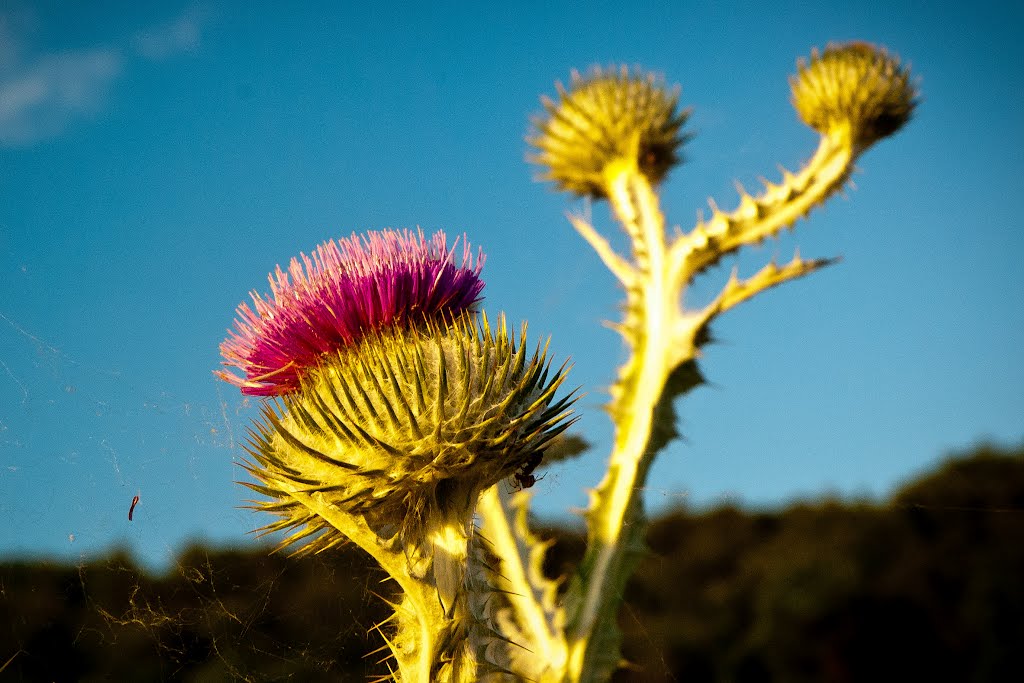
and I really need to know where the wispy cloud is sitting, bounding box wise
[0,48,121,146]
[132,5,204,61]
[0,5,205,147]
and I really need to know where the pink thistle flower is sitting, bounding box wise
[218,228,484,396]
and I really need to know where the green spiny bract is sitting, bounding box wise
[530,66,690,199]
[243,312,576,554]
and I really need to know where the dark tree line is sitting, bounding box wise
[3,443,1022,682]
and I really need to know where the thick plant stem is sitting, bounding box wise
[393,580,450,682]
[565,162,676,682]
[471,126,856,682]
[281,484,474,682]
[562,131,855,680]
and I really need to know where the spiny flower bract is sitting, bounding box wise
[218,228,485,396]
[791,42,916,149]
[530,65,690,198]
[243,313,576,552]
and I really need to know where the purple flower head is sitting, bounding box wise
[218,228,485,396]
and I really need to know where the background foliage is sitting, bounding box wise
[3,442,1022,682]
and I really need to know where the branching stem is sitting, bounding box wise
[565,161,674,681]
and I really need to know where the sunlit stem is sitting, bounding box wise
[477,486,565,666]
[281,484,456,682]
[565,160,675,681]
[562,126,857,682]
[667,126,855,286]
[429,522,471,616]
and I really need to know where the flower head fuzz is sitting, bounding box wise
[219,229,485,396]
[530,66,690,198]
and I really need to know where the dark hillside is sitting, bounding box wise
[2,444,1021,681]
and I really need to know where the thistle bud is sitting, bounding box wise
[791,42,916,149]
[530,66,690,198]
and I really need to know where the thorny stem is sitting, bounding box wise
[472,124,858,682]
[281,485,452,681]
[565,162,673,680]
[477,486,563,664]
[668,124,855,286]
[566,126,858,682]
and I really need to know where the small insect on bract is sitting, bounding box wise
[509,451,544,492]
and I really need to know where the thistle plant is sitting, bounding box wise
[219,42,915,682]
[219,229,576,680]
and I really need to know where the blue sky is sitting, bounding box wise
[1,1,1021,571]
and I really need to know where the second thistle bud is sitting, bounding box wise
[791,42,916,150]
[530,66,690,198]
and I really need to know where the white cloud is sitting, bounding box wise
[0,47,121,146]
[132,5,204,61]
[0,5,204,147]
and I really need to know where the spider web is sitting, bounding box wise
[0,309,396,679]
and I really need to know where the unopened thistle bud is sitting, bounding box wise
[218,229,484,396]
[791,42,916,149]
[530,66,690,198]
